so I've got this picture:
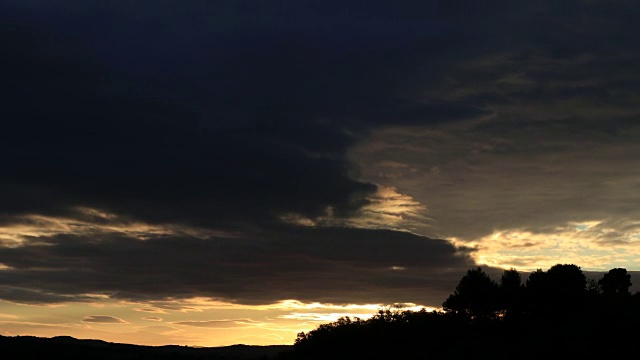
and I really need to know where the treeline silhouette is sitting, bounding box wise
[280,264,640,359]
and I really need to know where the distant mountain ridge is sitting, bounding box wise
[0,334,292,360]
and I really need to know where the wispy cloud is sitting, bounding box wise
[82,315,128,324]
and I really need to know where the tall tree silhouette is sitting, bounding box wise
[442,267,499,319]
[499,268,523,319]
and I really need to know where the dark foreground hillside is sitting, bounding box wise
[5,264,640,360]
[0,335,292,360]
[278,307,640,360]
[278,265,640,360]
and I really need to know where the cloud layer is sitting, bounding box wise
[1,0,640,313]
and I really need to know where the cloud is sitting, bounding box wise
[0,287,101,305]
[2,0,640,316]
[134,307,168,314]
[345,1,640,272]
[1,1,385,232]
[0,0,504,233]
[142,317,163,322]
[351,119,640,238]
[82,315,128,324]
[0,224,476,306]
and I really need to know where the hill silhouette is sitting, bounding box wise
[0,334,291,360]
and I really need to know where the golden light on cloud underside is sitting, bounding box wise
[0,208,235,246]
[355,186,428,228]
[280,186,428,232]
[128,298,399,313]
[453,220,640,272]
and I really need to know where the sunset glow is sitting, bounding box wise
[2,0,640,348]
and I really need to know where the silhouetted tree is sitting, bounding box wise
[499,268,523,319]
[524,264,586,315]
[288,263,640,360]
[598,268,632,296]
[442,267,499,319]
[523,268,547,314]
[548,264,586,308]
[586,278,601,294]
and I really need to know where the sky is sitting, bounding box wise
[2,0,640,347]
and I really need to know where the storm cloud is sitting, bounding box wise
[1,0,640,314]
[0,226,475,306]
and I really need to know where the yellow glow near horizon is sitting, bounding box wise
[0,208,435,347]
[0,297,430,347]
[8,207,635,347]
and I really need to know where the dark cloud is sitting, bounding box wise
[0,287,97,305]
[345,1,640,253]
[2,226,634,308]
[0,227,475,306]
[0,0,551,230]
[0,1,482,236]
[2,0,640,312]
[0,3,382,228]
